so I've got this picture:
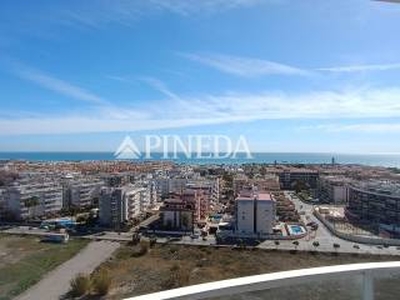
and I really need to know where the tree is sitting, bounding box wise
[274,240,280,250]
[181,213,189,231]
[24,196,39,220]
[292,240,300,250]
[333,243,340,253]
[293,180,308,194]
[312,241,320,252]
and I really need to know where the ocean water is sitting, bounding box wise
[0,152,400,167]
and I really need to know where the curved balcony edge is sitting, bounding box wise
[125,261,400,300]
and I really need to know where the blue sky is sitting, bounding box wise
[0,0,400,153]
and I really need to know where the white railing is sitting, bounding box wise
[126,261,400,300]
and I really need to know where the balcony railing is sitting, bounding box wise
[126,262,400,300]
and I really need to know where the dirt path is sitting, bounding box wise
[15,240,120,300]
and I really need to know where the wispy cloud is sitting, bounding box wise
[13,65,109,106]
[138,77,181,100]
[3,86,400,135]
[317,63,400,73]
[55,0,267,29]
[181,53,310,77]
[301,123,400,133]
[107,74,181,100]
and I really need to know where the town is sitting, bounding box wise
[2,160,400,299]
[1,159,400,251]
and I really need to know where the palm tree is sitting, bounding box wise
[181,213,189,231]
[25,196,39,220]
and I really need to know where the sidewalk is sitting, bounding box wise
[15,241,120,300]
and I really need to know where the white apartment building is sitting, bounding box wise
[155,178,188,199]
[318,176,350,204]
[4,179,63,220]
[99,184,153,228]
[137,180,157,210]
[0,189,6,220]
[63,177,104,208]
[235,188,276,237]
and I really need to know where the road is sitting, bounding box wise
[259,191,400,256]
[15,240,120,300]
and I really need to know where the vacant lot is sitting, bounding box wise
[0,234,88,300]
[101,243,400,299]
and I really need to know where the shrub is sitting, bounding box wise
[132,240,149,257]
[70,273,90,297]
[161,264,190,290]
[92,269,112,296]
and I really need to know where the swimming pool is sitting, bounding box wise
[287,225,306,236]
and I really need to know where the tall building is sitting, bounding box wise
[99,185,152,228]
[4,179,63,220]
[278,169,319,190]
[318,176,350,204]
[160,198,193,231]
[346,181,400,235]
[155,178,188,199]
[235,188,276,237]
[0,189,6,220]
[62,177,104,208]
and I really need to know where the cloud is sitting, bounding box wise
[138,77,181,100]
[2,86,400,135]
[13,65,109,106]
[55,0,267,29]
[317,63,400,73]
[302,123,400,133]
[181,53,310,77]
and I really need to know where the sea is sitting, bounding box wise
[0,152,400,168]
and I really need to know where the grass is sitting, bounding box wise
[100,243,400,299]
[0,234,88,300]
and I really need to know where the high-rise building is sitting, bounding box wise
[278,169,319,190]
[235,188,276,237]
[99,185,152,228]
[317,176,350,204]
[346,181,400,235]
[4,179,63,220]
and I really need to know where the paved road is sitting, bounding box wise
[15,240,120,300]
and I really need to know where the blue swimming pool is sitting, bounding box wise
[288,225,306,236]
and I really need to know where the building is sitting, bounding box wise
[346,181,400,235]
[182,188,209,223]
[137,180,157,211]
[233,176,280,194]
[160,198,194,231]
[62,177,104,208]
[317,176,350,204]
[0,189,6,220]
[3,179,63,220]
[187,178,220,203]
[99,186,144,228]
[278,169,319,190]
[235,188,276,237]
[155,178,188,199]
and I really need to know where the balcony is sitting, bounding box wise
[126,262,400,300]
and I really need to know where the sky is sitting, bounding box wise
[0,0,400,153]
